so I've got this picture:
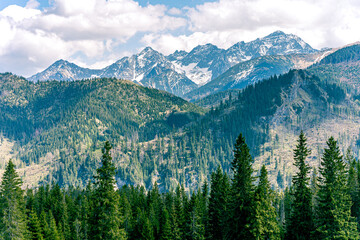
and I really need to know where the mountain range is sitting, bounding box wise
[1,43,360,191]
[3,28,360,192]
[28,31,319,97]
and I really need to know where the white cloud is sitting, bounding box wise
[185,0,360,49]
[1,5,41,22]
[1,0,360,77]
[0,0,186,76]
[25,0,40,9]
[168,7,183,15]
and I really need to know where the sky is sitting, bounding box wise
[0,0,359,77]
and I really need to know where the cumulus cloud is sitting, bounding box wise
[25,0,40,9]
[185,0,360,49]
[1,0,360,77]
[0,0,186,76]
[142,29,278,54]
[144,0,360,55]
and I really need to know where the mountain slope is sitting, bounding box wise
[29,31,317,97]
[0,73,204,187]
[308,44,360,90]
[185,53,322,101]
[140,65,197,96]
[170,30,318,85]
[28,60,102,82]
[29,48,197,97]
[3,64,358,191]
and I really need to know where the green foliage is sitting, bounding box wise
[346,149,360,228]
[27,209,44,240]
[319,44,360,65]
[89,141,127,240]
[252,165,281,240]
[1,134,360,239]
[0,67,351,194]
[0,160,28,239]
[207,166,229,239]
[315,137,359,239]
[286,131,314,240]
[226,133,256,239]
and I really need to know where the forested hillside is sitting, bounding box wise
[1,134,360,240]
[0,73,204,188]
[1,61,358,192]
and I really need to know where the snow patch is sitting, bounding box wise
[135,73,144,82]
[231,65,254,87]
[172,62,212,85]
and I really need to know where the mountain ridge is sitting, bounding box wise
[1,44,360,191]
[28,31,318,97]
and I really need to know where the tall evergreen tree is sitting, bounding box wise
[27,209,44,240]
[226,133,255,239]
[315,137,359,239]
[310,168,318,213]
[147,182,162,239]
[286,131,314,240]
[346,148,360,226]
[47,212,61,240]
[252,165,280,240]
[0,160,28,240]
[89,141,127,240]
[207,166,229,240]
[159,206,172,240]
[186,191,205,240]
[283,186,293,233]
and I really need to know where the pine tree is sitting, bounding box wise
[38,210,50,239]
[315,137,359,239]
[186,191,205,240]
[132,207,154,240]
[226,133,255,239]
[28,210,44,240]
[346,148,360,226]
[49,184,70,239]
[283,186,293,232]
[0,160,28,240]
[47,212,61,240]
[174,185,187,238]
[207,166,229,240]
[286,131,314,240]
[89,141,127,240]
[310,168,318,213]
[159,206,172,240]
[252,165,280,240]
[147,182,162,239]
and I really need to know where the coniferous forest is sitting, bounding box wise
[1,1,360,239]
[1,132,359,240]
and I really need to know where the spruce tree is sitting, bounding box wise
[286,131,314,240]
[0,160,28,239]
[147,182,162,239]
[47,212,61,240]
[89,141,127,240]
[159,206,172,240]
[132,207,154,240]
[186,191,205,240]
[226,133,255,239]
[28,209,44,240]
[346,148,360,226]
[207,166,229,240]
[252,165,280,240]
[315,137,359,239]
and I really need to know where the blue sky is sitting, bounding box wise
[0,0,217,10]
[0,0,359,77]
